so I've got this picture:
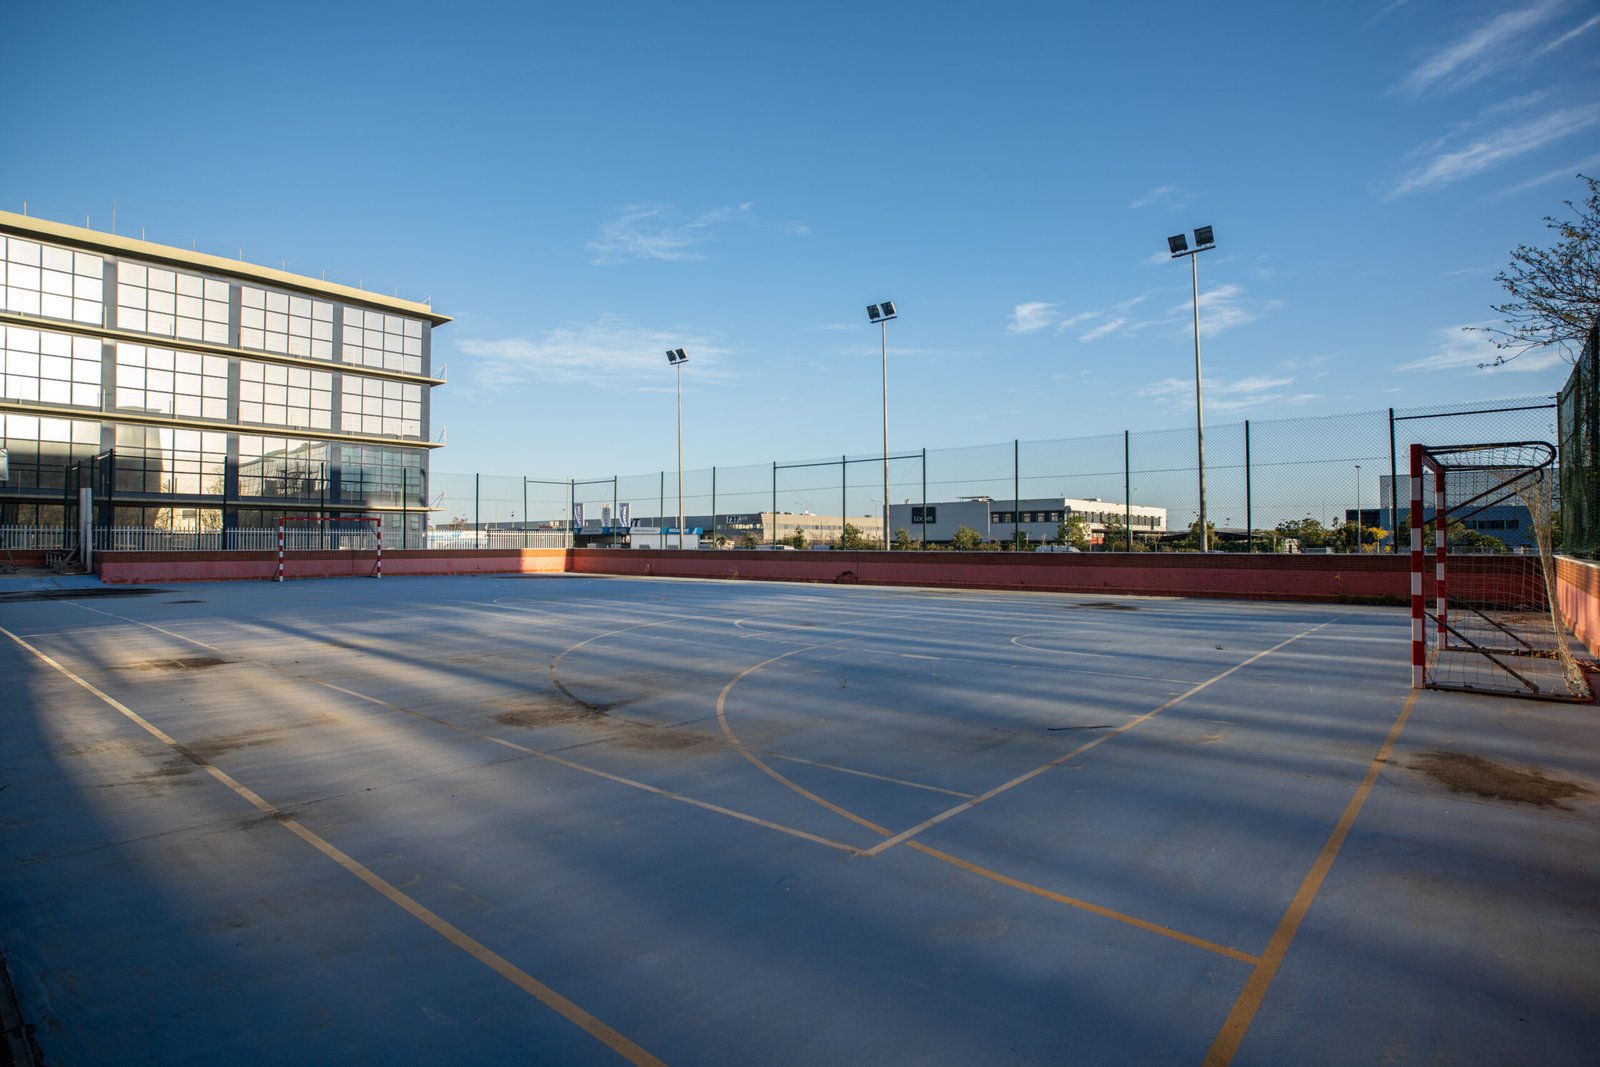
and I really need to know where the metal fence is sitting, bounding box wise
[431,395,1561,551]
[1558,320,1600,558]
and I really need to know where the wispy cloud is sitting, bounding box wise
[1397,324,1567,372]
[1007,302,1059,334]
[1493,152,1600,197]
[1079,318,1126,342]
[1386,103,1600,197]
[1395,2,1562,96]
[588,202,806,264]
[1531,11,1600,57]
[1163,283,1281,337]
[1138,374,1319,414]
[1129,184,1191,211]
[456,317,729,389]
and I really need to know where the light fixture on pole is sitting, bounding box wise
[867,301,898,550]
[1167,225,1216,551]
[666,348,688,550]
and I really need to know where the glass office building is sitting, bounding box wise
[0,210,448,544]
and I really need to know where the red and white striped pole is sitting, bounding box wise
[375,522,382,578]
[1435,467,1448,651]
[1410,444,1424,688]
[275,516,285,583]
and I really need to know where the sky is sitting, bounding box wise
[4,0,1599,484]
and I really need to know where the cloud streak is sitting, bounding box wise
[1129,184,1191,210]
[588,202,807,264]
[1395,2,1561,96]
[456,317,729,390]
[1397,324,1567,372]
[1007,302,1058,334]
[1138,374,1318,415]
[1387,103,1600,197]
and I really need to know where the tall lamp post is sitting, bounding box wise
[666,347,688,549]
[1167,225,1216,552]
[867,301,897,550]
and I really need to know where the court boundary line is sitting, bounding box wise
[861,619,1342,856]
[1201,688,1421,1066]
[0,623,668,1067]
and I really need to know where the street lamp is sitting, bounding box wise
[666,347,688,550]
[867,301,897,550]
[1168,225,1216,551]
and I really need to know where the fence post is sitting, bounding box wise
[921,447,927,546]
[613,477,619,547]
[1389,407,1399,553]
[659,471,664,547]
[711,466,717,543]
[1245,419,1253,553]
[567,478,574,548]
[771,462,777,545]
[474,472,480,550]
[1125,429,1132,551]
[522,477,528,548]
[1013,439,1020,549]
[841,456,847,543]
[402,468,410,549]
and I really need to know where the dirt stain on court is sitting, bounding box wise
[125,655,231,671]
[493,697,713,754]
[1410,751,1592,810]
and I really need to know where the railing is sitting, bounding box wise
[0,526,74,551]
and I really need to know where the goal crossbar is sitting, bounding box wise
[275,515,383,582]
[1409,441,1588,701]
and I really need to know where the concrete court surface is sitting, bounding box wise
[0,573,1596,1065]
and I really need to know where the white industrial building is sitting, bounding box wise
[887,497,1166,547]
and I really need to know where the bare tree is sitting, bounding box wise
[1478,175,1600,366]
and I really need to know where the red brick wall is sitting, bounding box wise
[96,549,567,584]
[1556,555,1600,656]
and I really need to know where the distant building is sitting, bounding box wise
[1371,474,1542,551]
[631,511,884,546]
[889,497,1166,546]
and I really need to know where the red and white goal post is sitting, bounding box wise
[1409,441,1588,701]
[275,515,383,582]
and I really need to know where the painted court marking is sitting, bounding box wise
[0,624,668,1067]
[1202,688,1420,1066]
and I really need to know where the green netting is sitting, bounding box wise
[1557,320,1600,558]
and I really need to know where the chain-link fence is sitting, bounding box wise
[433,394,1560,552]
[1558,321,1600,559]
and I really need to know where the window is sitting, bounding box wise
[1,237,102,325]
[239,359,332,430]
[115,343,227,420]
[113,425,226,495]
[238,435,330,500]
[240,286,333,358]
[117,262,228,343]
[2,326,102,408]
[342,306,423,374]
[0,412,101,489]
[342,444,425,506]
[341,373,422,437]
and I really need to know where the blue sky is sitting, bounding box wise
[4,1,1599,482]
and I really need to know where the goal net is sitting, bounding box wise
[1410,442,1588,701]
[275,515,383,581]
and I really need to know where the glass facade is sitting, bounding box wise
[1,236,103,325]
[0,216,443,534]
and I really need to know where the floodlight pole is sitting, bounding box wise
[1169,228,1215,552]
[676,355,684,551]
[1355,464,1361,553]
[881,317,890,551]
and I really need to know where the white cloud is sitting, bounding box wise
[1397,324,1567,372]
[1387,104,1600,197]
[588,202,805,264]
[1395,2,1561,96]
[1164,283,1280,336]
[1531,12,1600,57]
[1493,152,1600,197]
[1129,184,1191,210]
[1137,374,1318,414]
[1078,318,1127,342]
[1008,301,1059,334]
[456,317,729,390]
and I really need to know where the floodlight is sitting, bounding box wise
[867,304,882,322]
[1168,233,1188,256]
[879,300,897,318]
[1194,225,1214,247]
[666,347,687,364]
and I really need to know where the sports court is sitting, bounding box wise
[1,573,1597,1065]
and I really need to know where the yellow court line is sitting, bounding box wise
[907,842,1260,965]
[0,625,667,1067]
[862,620,1340,857]
[1202,688,1420,1067]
